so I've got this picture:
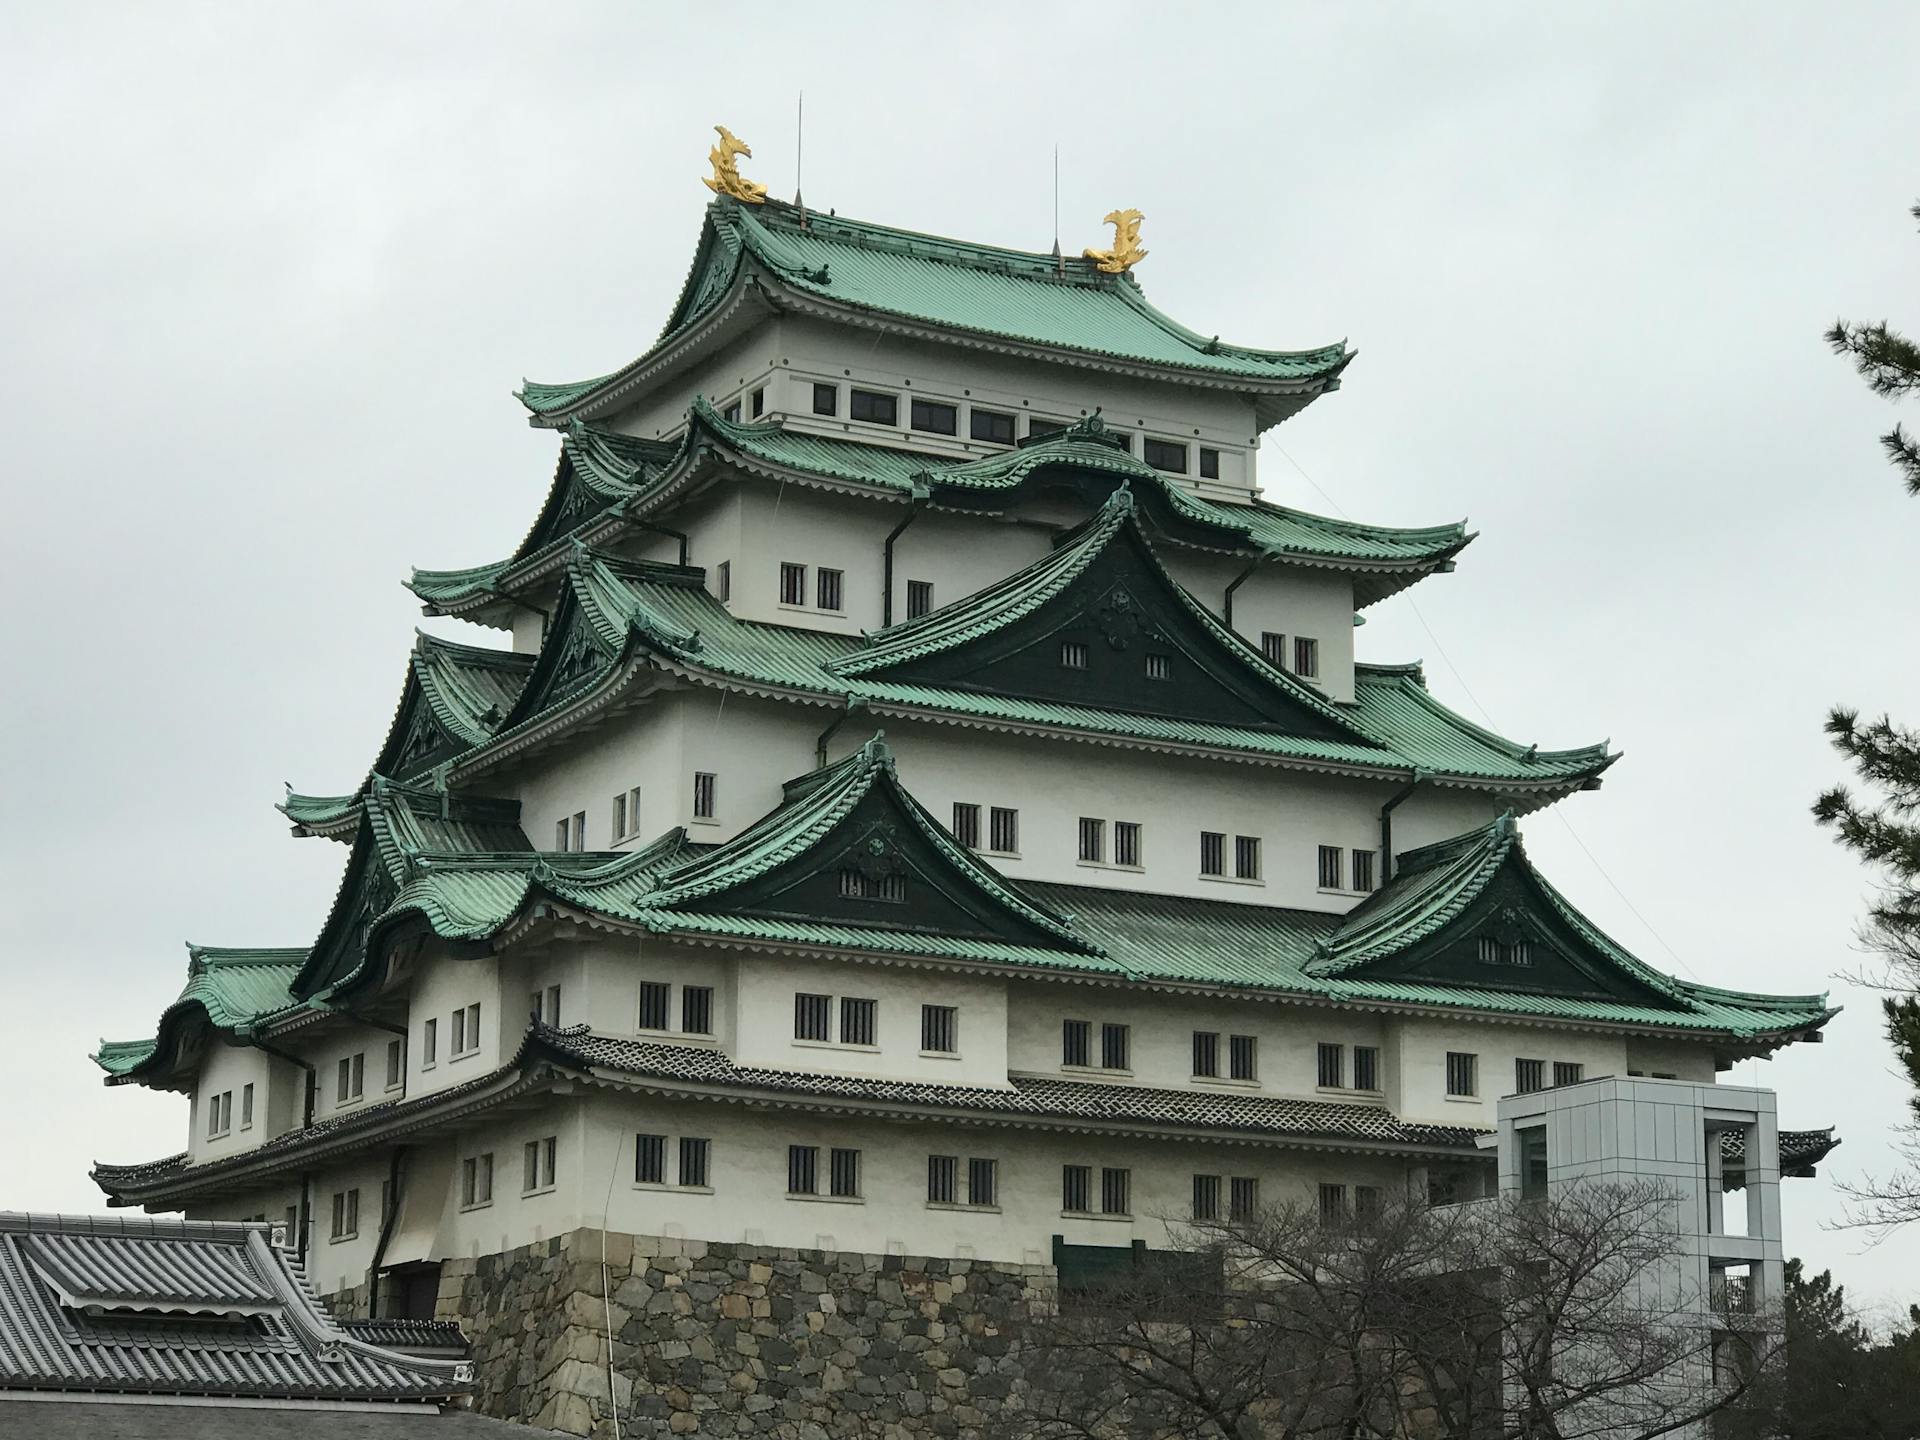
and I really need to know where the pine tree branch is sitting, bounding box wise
[1884,424,1920,497]
[1826,319,1920,397]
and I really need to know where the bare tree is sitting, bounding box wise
[998,1183,1773,1440]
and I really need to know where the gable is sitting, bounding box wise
[860,524,1354,739]
[378,681,465,781]
[293,832,401,1000]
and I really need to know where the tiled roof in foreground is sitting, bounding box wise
[0,1212,470,1402]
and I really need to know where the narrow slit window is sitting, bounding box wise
[1200,830,1225,876]
[1077,816,1105,863]
[693,772,716,820]
[950,802,981,849]
[570,811,585,852]
[906,579,934,619]
[1145,653,1173,681]
[241,1082,256,1126]
[384,1041,402,1089]
[1199,447,1221,480]
[715,559,731,603]
[1114,820,1141,867]
[779,562,807,606]
[722,401,740,422]
[749,386,765,418]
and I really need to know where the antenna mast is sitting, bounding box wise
[1051,145,1063,276]
[794,92,806,222]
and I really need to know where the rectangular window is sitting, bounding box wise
[1062,1164,1091,1213]
[1516,1058,1546,1095]
[1446,1051,1479,1098]
[829,1147,861,1198]
[812,382,838,416]
[1521,1127,1549,1202]
[1114,820,1141,868]
[749,386,764,418]
[384,1039,403,1090]
[988,806,1018,854]
[1318,1182,1348,1227]
[1230,1176,1259,1221]
[461,1154,493,1209]
[950,802,981,849]
[693,772,716,820]
[1351,850,1376,893]
[679,1136,710,1188]
[613,786,642,841]
[840,996,877,1047]
[330,1188,359,1241]
[1192,1030,1220,1078]
[816,567,843,612]
[794,992,831,1042]
[1059,640,1089,670]
[1077,816,1105,863]
[1192,1173,1221,1220]
[1355,1185,1383,1225]
[1143,437,1188,473]
[338,1053,364,1103]
[849,388,897,425]
[967,1157,997,1207]
[1027,417,1066,441]
[910,398,958,435]
[1200,830,1225,876]
[787,1145,818,1195]
[928,1154,958,1205]
[1100,1167,1131,1216]
[450,1006,465,1056]
[1317,1042,1345,1089]
[1229,1034,1258,1081]
[614,787,629,842]
[1198,447,1221,480]
[206,1090,228,1139]
[779,561,807,606]
[715,559,731,603]
[571,811,586,851]
[635,1132,667,1185]
[1260,631,1286,665]
[1353,1045,1379,1092]
[682,986,714,1035]
[922,1004,957,1053]
[241,1082,255,1128]
[423,1017,437,1067]
[722,401,740,423]
[523,1136,557,1194]
[1554,1061,1584,1087]
[1062,1019,1091,1068]
[1318,845,1343,889]
[1234,835,1262,880]
[906,579,934,619]
[458,1003,479,1056]
[1294,636,1319,679]
[1145,653,1172,681]
[1100,1022,1130,1071]
[970,408,1016,444]
[638,981,671,1031]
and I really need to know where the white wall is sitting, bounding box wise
[1163,551,1359,703]
[187,1042,281,1162]
[408,945,503,1100]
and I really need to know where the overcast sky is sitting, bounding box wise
[3,2,1916,1312]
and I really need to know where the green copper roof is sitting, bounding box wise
[368,631,534,781]
[520,199,1351,425]
[94,946,306,1081]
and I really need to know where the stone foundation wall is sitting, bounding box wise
[431,1228,1052,1438]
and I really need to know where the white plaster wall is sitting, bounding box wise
[298,1020,410,1122]
[408,946,503,1100]
[889,510,1056,630]
[611,329,783,445]
[1389,1013,1638,1128]
[728,484,901,635]
[511,694,697,853]
[435,1096,594,1263]
[1163,552,1359,703]
[304,1150,401,1300]
[187,1043,281,1162]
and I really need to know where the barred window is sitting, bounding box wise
[971,408,1016,444]
[1446,1052,1478,1098]
[1060,640,1089,670]
[812,382,838,416]
[1143,437,1188,473]
[1294,636,1319,678]
[1077,817,1105,863]
[639,981,670,1031]
[1317,845,1343,889]
[829,1147,861,1198]
[906,579,934,619]
[988,806,1019,853]
[1145,653,1172,681]
[849,388,897,425]
[921,1004,957,1053]
[1230,1176,1259,1221]
[928,1154,958,1204]
[693,772,716,820]
[715,560,731,603]
[1260,631,1286,665]
[839,869,906,901]
[1478,936,1533,967]
[1062,1019,1091,1068]
[1353,1045,1379,1092]
[1100,1167,1131,1216]
[1062,1164,1091,1212]
[1351,849,1376,893]
[1317,1042,1345,1089]
[794,993,831,1042]
[910,398,958,435]
[840,996,877,1046]
[1101,1022,1130,1071]
[1192,1031,1220,1078]
[1200,830,1225,876]
[523,1136,556,1194]
[1516,1058,1545,1095]
[788,1145,818,1194]
[461,1154,493,1209]
[681,985,713,1035]
[1114,820,1141,867]
[967,1157,997,1207]
[635,1133,667,1185]
[679,1137,710,1188]
[1355,1185,1382,1225]
[1553,1061,1585,1087]
[1318,1182,1348,1227]
[1229,1034,1258,1081]
[779,562,807,606]
[816,567,843,612]
[750,387,765,418]
[1192,1173,1221,1220]
[1199,447,1221,480]
[951,802,981,849]
[1234,835,1261,880]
